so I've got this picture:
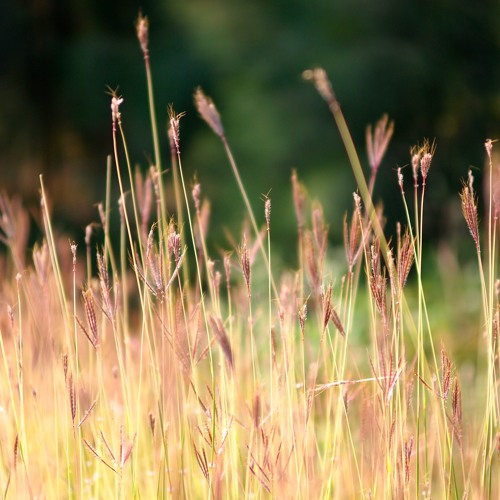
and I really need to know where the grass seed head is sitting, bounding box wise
[136,12,149,56]
[239,235,251,295]
[68,371,76,424]
[82,289,99,347]
[404,436,414,486]
[192,182,201,213]
[302,67,336,104]
[168,105,185,155]
[210,316,233,370]
[265,198,271,232]
[322,284,333,332]
[397,167,404,194]
[224,253,232,289]
[298,302,307,336]
[149,411,156,438]
[485,138,494,159]
[291,169,306,230]
[397,228,414,290]
[110,94,123,125]
[452,377,462,445]
[194,87,224,138]
[366,113,394,174]
[460,170,480,251]
[441,347,452,400]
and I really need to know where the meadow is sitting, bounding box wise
[1,14,499,499]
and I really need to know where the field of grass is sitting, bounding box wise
[1,14,499,499]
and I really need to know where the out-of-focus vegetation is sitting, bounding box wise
[1,0,499,255]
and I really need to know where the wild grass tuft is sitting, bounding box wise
[0,15,499,500]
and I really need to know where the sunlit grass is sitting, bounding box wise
[0,13,498,499]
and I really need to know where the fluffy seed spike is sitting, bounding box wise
[136,12,149,56]
[366,113,394,174]
[265,198,271,232]
[302,67,336,105]
[168,105,186,156]
[194,87,224,137]
[460,170,480,251]
[239,235,251,295]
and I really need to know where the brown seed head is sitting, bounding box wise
[302,67,336,104]
[298,302,307,336]
[452,377,462,445]
[353,192,362,214]
[224,253,232,290]
[168,105,186,155]
[291,169,306,230]
[111,95,123,125]
[13,434,19,470]
[70,241,77,265]
[397,228,414,289]
[397,167,404,194]
[192,183,201,213]
[366,113,394,174]
[330,307,344,336]
[62,353,69,381]
[411,152,420,187]
[344,202,362,272]
[168,231,181,263]
[97,251,113,319]
[194,87,224,137]
[214,270,221,295]
[420,152,433,184]
[252,391,261,428]
[369,240,387,322]
[441,347,452,400]
[136,13,149,56]
[239,235,251,295]
[322,284,333,332]
[264,198,271,232]
[68,371,76,423]
[83,289,98,347]
[485,138,494,160]
[209,316,234,370]
[404,436,414,486]
[149,411,156,437]
[85,224,93,247]
[460,170,480,251]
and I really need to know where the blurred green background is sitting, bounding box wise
[1,0,499,259]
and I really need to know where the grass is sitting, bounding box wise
[0,13,498,499]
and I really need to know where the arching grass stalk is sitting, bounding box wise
[302,69,388,267]
[194,88,280,304]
